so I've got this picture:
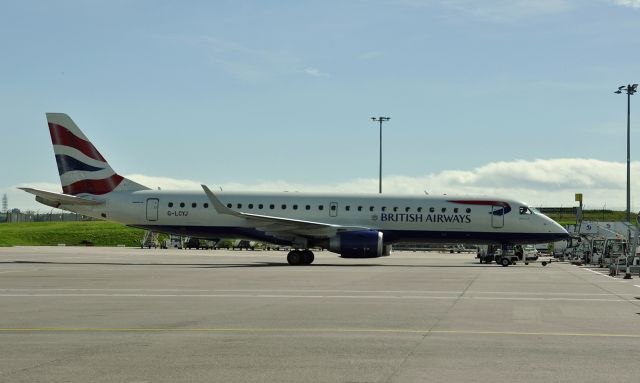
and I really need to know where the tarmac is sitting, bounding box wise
[1,246,639,383]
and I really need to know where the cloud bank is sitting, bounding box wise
[4,158,638,212]
[127,158,640,210]
[614,0,640,8]
[401,0,572,22]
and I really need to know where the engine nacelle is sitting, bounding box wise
[329,230,383,258]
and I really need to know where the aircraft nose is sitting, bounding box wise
[546,218,569,240]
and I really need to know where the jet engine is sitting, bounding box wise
[329,230,383,258]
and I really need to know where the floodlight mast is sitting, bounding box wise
[614,84,638,223]
[371,117,390,194]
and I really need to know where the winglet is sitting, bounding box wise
[201,184,243,217]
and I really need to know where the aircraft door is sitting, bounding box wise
[330,202,338,217]
[146,198,159,221]
[491,205,504,228]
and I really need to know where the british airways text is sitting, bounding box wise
[380,213,471,223]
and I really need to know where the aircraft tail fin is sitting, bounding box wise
[46,113,149,195]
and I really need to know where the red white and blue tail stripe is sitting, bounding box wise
[47,113,148,195]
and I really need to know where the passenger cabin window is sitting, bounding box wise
[248,204,254,209]
[358,206,363,212]
[258,204,264,209]
[519,206,533,215]
[405,207,410,212]
[453,208,458,213]
[270,204,275,209]
[382,207,387,212]
[393,207,398,212]
[168,202,173,208]
[180,202,185,208]
[429,207,435,213]
[281,204,287,210]
[293,205,298,210]
[305,205,311,210]
[237,204,242,209]
[417,207,422,213]
[345,206,350,211]
[226,203,232,208]
[441,208,446,213]
[192,203,197,208]
[466,208,471,213]
[369,206,374,212]
[204,203,209,208]
[318,205,324,211]
[331,205,337,211]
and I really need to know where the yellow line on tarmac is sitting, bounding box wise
[0,327,639,338]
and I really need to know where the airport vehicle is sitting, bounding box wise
[21,113,569,265]
[478,244,540,266]
[166,235,183,249]
[477,244,515,266]
[522,244,539,261]
[184,237,213,250]
[588,237,627,266]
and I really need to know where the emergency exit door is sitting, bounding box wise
[146,198,159,221]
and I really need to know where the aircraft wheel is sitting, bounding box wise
[301,250,314,265]
[501,258,510,267]
[287,250,302,265]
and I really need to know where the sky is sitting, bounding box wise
[2,0,640,212]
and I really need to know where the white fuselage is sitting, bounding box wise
[63,190,568,247]
[28,113,570,264]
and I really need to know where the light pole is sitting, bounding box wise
[371,117,390,194]
[615,84,638,223]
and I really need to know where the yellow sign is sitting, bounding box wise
[575,193,582,202]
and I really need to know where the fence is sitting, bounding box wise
[0,211,97,223]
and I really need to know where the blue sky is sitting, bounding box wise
[2,0,640,211]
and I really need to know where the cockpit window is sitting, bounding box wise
[519,206,533,215]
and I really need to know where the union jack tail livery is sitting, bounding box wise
[46,113,148,195]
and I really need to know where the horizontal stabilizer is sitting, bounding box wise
[19,187,104,208]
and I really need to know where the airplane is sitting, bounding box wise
[21,113,569,266]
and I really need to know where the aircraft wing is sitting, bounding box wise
[201,185,369,238]
[19,187,105,207]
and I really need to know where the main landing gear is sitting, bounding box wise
[287,249,315,265]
